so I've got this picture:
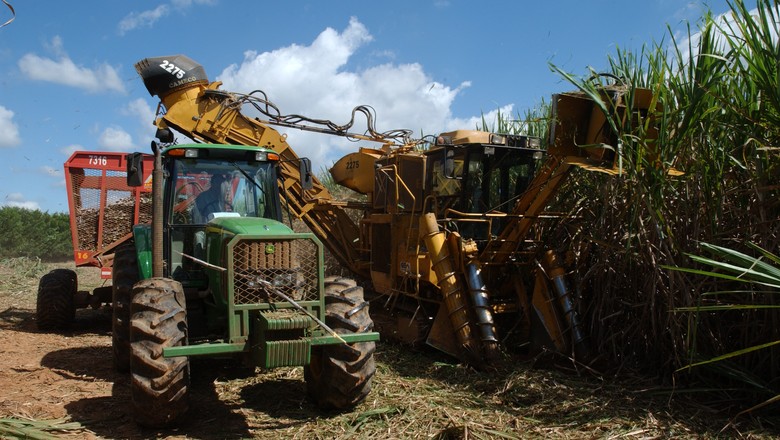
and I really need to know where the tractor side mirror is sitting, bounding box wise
[300,158,313,191]
[126,152,145,187]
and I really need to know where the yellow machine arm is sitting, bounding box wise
[481,87,656,266]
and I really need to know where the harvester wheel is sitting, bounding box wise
[112,243,139,372]
[304,276,376,410]
[130,278,189,428]
[36,269,77,331]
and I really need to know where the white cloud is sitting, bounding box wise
[674,5,779,66]
[45,35,67,57]
[0,105,21,147]
[118,98,158,147]
[60,144,84,156]
[445,104,515,133]
[98,126,136,151]
[118,1,216,35]
[3,193,40,211]
[118,5,169,35]
[18,37,125,93]
[125,98,156,124]
[216,17,472,165]
[672,2,705,23]
[123,98,157,144]
[171,0,217,7]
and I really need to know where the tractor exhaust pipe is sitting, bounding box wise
[152,144,164,278]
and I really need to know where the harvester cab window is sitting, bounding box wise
[452,146,540,243]
[429,149,464,213]
[431,159,462,196]
[464,158,485,213]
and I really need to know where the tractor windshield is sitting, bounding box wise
[167,156,281,281]
[170,158,280,225]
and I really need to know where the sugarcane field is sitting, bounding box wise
[1,1,780,439]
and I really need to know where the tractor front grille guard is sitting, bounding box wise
[231,238,320,305]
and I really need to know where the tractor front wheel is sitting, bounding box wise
[112,243,139,372]
[130,278,189,427]
[305,276,376,410]
[36,269,77,331]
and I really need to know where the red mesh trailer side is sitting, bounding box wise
[64,152,153,271]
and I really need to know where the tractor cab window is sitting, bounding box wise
[170,159,279,225]
[167,157,280,280]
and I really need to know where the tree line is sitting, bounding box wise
[0,206,72,260]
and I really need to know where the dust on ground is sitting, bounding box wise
[0,258,777,439]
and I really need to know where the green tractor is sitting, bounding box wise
[118,138,378,427]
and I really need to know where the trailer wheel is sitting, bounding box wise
[112,243,140,372]
[36,269,77,331]
[304,276,376,410]
[130,278,189,428]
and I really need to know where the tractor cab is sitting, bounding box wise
[126,144,287,288]
[162,144,285,284]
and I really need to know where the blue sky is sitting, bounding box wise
[0,0,731,213]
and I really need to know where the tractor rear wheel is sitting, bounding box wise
[36,269,77,331]
[130,278,189,428]
[112,243,139,372]
[305,276,376,410]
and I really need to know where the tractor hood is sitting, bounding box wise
[205,216,293,236]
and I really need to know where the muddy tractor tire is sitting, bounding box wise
[130,278,189,428]
[112,243,140,373]
[36,269,77,331]
[305,276,376,410]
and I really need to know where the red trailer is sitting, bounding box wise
[65,151,154,275]
[36,151,153,330]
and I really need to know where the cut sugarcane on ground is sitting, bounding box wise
[0,257,776,439]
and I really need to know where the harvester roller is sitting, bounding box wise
[419,213,482,365]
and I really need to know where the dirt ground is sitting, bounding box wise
[0,259,336,439]
[1,258,778,439]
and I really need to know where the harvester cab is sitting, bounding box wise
[424,130,545,242]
